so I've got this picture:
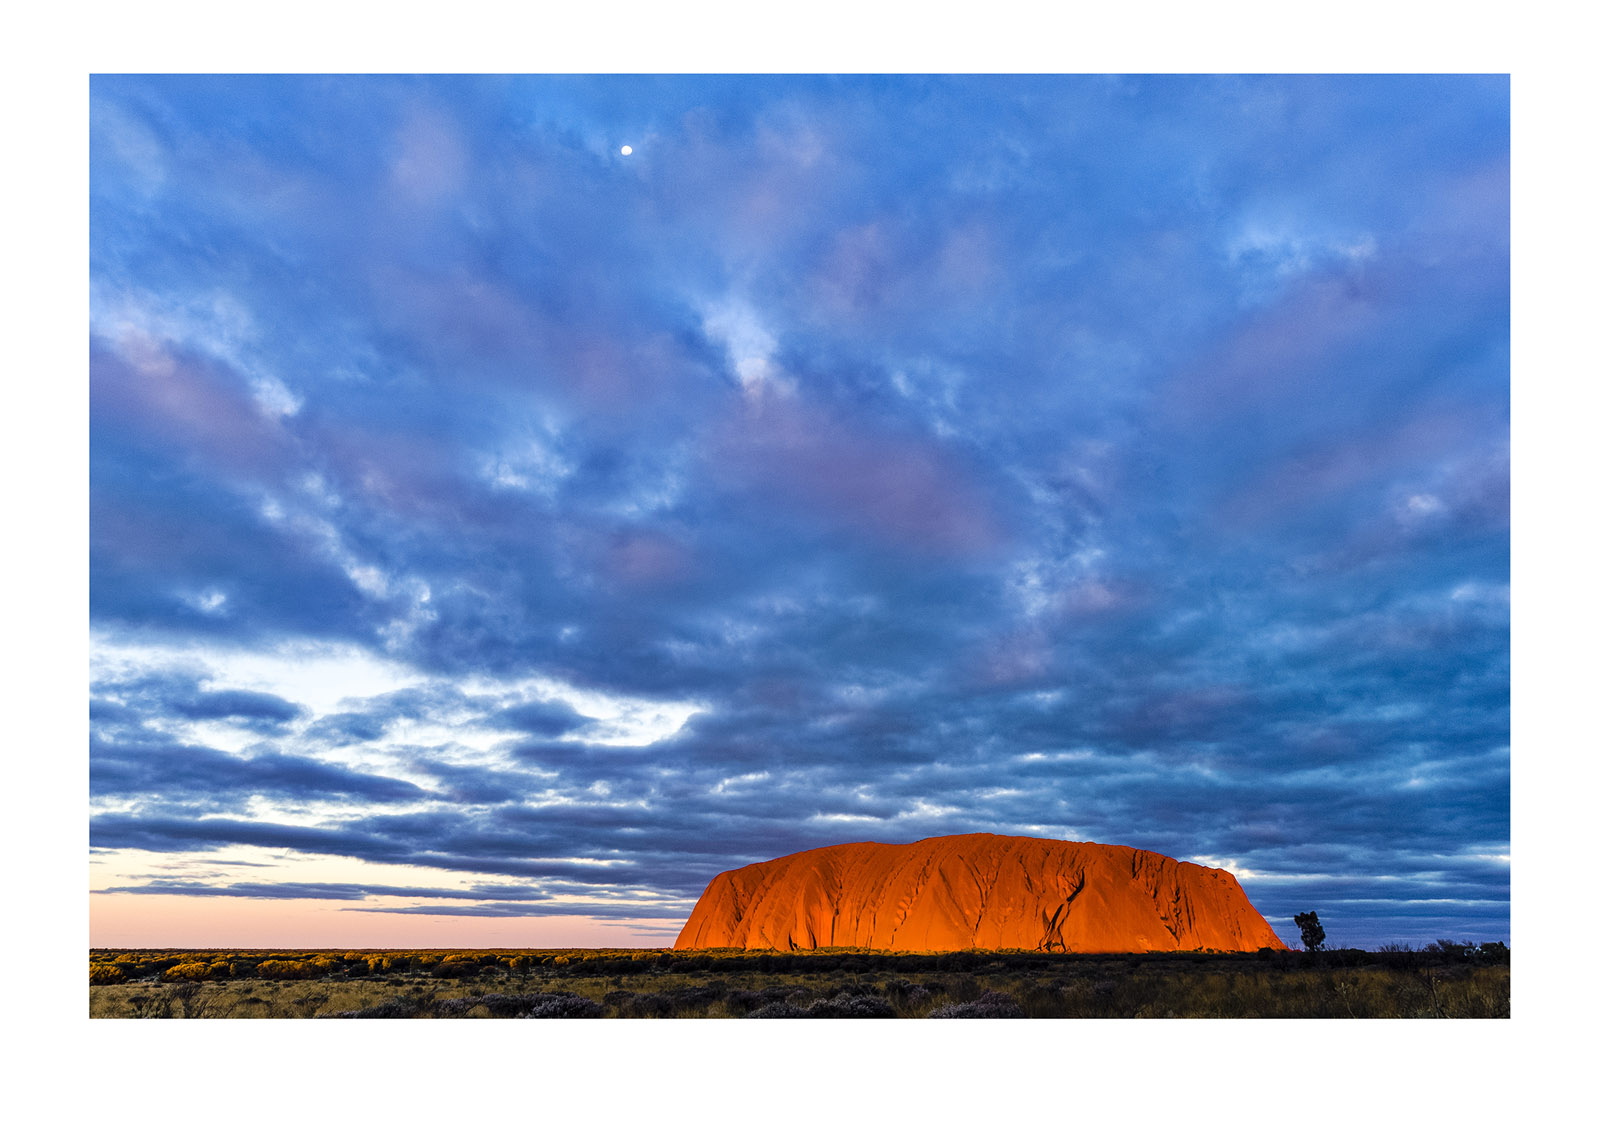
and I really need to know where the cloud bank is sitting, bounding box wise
[90,75,1508,947]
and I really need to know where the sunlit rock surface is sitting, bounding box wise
[675,833,1286,952]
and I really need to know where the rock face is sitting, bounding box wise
[675,833,1286,953]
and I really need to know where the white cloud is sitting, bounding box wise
[1404,492,1443,517]
[91,635,418,717]
[810,811,880,823]
[184,588,229,615]
[1017,749,1094,763]
[479,431,572,498]
[91,285,305,420]
[711,771,770,794]
[897,799,960,820]
[1225,211,1377,302]
[249,373,303,418]
[91,98,168,198]
[701,298,790,395]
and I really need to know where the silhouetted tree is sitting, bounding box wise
[1294,911,1326,952]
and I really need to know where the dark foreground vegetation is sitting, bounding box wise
[89,942,1509,1018]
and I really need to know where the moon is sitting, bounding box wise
[619,145,633,156]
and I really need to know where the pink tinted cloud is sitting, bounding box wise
[712,391,1005,558]
[369,266,700,416]
[93,334,291,480]
[604,531,696,590]
[1289,442,1509,576]
[388,107,469,210]
[307,420,461,522]
[371,264,545,365]
[806,215,1003,332]
[1166,273,1380,424]
[964,627,1052,688]
[1213,405,1479,530]
[658,102,847,265]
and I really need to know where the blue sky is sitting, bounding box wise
[88,74,1508,948]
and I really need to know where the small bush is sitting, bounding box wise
[90,963,127,985]
[521,993,603,1018]
[746,1001,809,1018]
[927,990,1024,1018]
[808,992,897,1018]
[331,997,422,1019]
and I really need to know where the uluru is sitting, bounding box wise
[675,833,1287,953]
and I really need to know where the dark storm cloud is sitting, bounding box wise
[491,700,592,738]
[303,711,391,746]
[91,671,308,736]
[92,813,395,856]
[93,880,557,902]
[90,741,427,803]
[170,690,305,726]
[90,75,1508,946]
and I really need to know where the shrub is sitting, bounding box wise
[256,959,319,980]
[746,1001,809,1018]
[90,963,127,985]
[430,991,603,1018]
[927,990,1025,1018]
[521,993,604,1018]
[808,992,897,1018]
[885,980,933,1008]
[161,962,213,982]
[330,997,422,1019]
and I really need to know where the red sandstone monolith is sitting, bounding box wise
[674,833,1286,952]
